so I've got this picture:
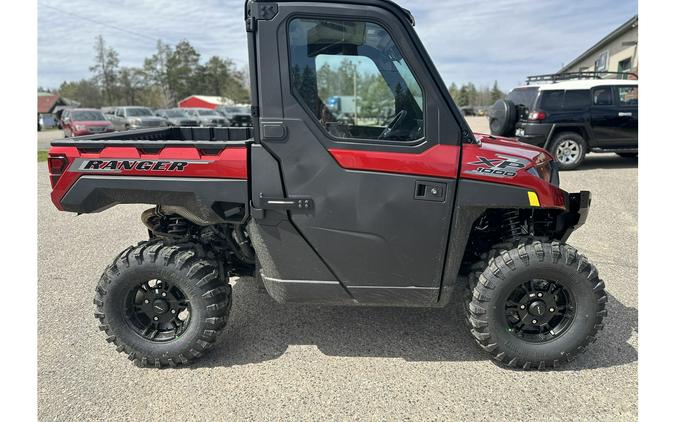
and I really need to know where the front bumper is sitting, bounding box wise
[559,190,591,242]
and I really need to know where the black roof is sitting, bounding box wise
[253,0,415,25]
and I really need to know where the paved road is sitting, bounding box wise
[38,129,64,151]
[38,125,637,420]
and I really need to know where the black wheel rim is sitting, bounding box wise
[504,279,575,343]
[124,279,191,342]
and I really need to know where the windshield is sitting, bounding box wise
[126,108,153,117]
[506,87,539,109]
[71,110,106,121]
[197,109,218,116]
[164,110,188,118]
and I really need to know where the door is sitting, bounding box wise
[589,86,618,145]
[249,2,465,304]
[589,85,638,147]
[613,85,638,147]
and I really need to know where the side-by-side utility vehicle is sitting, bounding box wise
[48,0,606,370]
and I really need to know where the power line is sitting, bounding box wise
[39,2,163,43]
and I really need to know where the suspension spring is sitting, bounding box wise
[166,216,189,237]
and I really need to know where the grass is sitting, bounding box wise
[38,150,48,162]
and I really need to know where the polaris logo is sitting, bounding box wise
[72,158,210,173]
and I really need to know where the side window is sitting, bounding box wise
[538,90,564,110]
[563,90,590,109]
[288,18,424,143]
[592,87,613,106]
[617,86,638,106]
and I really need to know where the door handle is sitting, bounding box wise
[414,181,446,202]
[618,112,632,117]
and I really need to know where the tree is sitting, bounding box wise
[89,35,119,105]
[143,40,173,107]
[490,80,504,102]
[58,79,103,107]
[117,67,145,105]
[448,82,459,101]
[197,56,250,103]
[166,40,201,103]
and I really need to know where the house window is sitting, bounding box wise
[595,51,609,72]
[618,58,632,73]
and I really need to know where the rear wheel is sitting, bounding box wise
[94,240,232,367]
[466,241,606,370]
[550,132,586,170]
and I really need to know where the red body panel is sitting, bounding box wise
[462,134,566,209]
[49,146,247,210]
[328,144,461,179]
[328,133,566,209]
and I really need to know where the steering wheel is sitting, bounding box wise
[378,110,407,140]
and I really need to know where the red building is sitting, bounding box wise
[177,95,233,109]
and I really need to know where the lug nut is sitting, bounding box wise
[520,305,526,310]
[144,300,149,304]
[171,309,176,314]
[537,292,543,298]
[161,292,167,297]
[532,319,538,324]
[153,316,158,321]
[549,307,555,312]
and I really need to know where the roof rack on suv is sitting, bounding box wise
[525,71,637,85]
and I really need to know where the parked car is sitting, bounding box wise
[104,106,168,131]
[217,105,252,127]
[489,74,638,169]
[60,109,114,137]
[38,113,57,131]
[154,109,200,126]
[460,106,477,116]
[182,108,228,127]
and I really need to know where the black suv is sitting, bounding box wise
[489,74,638,169]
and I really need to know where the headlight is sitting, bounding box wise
[160,120,167,127]
[528,153,557,185]
[74,124,86,131]
[130,118,142,125]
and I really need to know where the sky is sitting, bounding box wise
[38,0,638,92]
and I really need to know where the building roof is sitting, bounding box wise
[37,94,61,114]
[559,15,638,73]
[179,95,233,106]
[537,79,638,91]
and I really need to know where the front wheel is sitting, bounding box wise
[94,240,232,367]
[466,241,606,370]
[550,132,586,170]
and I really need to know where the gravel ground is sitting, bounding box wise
[37,120,637,421]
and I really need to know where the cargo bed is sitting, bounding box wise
[48,127,252,224]
[51,126,253,152]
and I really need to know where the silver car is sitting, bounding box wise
[182,108,228,127]
[155,109,200,127]
[105,107,168,131]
